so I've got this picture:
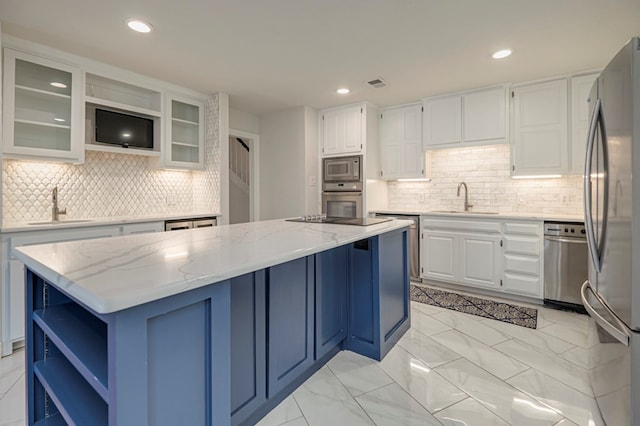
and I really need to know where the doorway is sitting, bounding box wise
[228,129,260,223]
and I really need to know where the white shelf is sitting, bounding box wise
[172,117,198,126]
[15,84,71,99]
[171,141,199,148]
[15,119,70,130]
[85,143,160,157]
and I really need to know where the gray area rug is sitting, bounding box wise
[411,284,538,329]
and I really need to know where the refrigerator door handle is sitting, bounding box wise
[581,280,630,346]
[583,99,609,273]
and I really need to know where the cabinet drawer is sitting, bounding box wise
[503,222,541,236]
[503,273,542,297]
[422,219,501,233]
[504,254,540,276]
[503,235,540,255]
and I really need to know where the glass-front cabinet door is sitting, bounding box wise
[165,95,204,170]
[2,48,84,162]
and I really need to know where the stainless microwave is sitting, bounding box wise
[323,155,362,186]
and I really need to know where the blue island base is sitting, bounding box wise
[24,227,410,426]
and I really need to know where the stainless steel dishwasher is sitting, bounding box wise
[374,214,419,280]
[543,222,588,313]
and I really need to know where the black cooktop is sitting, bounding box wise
[286,216,392,226]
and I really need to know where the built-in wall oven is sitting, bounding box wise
[322,155,363,218]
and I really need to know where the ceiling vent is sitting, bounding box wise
[365,77,389,89]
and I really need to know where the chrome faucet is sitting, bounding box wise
[457,182,473,212]
[52,186,67,221]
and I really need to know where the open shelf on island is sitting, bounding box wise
[34,303,108,401]
[34,412,67,426]
[34,356,108,426]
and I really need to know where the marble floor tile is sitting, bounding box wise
[280,417,308,426]
[494,339,593,396]
[435,358,562,425]
[537,307,588,330]
[409,309,452,336]
[507,368,604,426]
[256,395,304,426]
[539,322,594,349]
[430,329,529,380]
[431,310,511,346]
[326,350,393,397]
[0,373,25,426]
[0,349,25,396]
[378,345,467,413]
[557,346,589,369]
[410,301,444,316]
[435,397,510,426]
[355,383,441,426]
[292,366,374,426]
[480,317,576,354]
[553,419,580,426]
[397,328,461,368]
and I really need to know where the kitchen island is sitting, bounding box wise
[14,218,411,426]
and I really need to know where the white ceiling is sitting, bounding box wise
[1,0,639,115]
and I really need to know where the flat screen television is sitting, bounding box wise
[95,108,154,149]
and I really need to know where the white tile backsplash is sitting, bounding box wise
[2,94,221,225]
[387,144,583,215]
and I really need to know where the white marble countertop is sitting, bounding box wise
[1,212,220,233]
[14,218,412,314]
[369,209,583,222]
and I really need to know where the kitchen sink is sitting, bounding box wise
[27,219,94,225]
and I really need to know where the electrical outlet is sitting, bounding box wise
[309,176,317,187]
[517,193,526,205]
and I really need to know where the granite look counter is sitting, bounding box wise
[17,219,412,426]
[370,208,584,222]
[15,218,411,313]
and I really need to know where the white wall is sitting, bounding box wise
[259,107,306,219]
[229,108,259,134]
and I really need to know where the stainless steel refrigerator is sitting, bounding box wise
[581,36,640,425]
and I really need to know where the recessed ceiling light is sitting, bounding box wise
[336,88,350,95]
[127,19,153,33]
[492,49,512,59]
[50,82,67,88]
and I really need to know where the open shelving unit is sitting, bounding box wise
[28,276,109,425]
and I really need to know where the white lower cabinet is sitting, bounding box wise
[420,216,543,299]
[121,221,165,235]
[1,221,164,356]
[420,218,501,290]
[502,221,543,297]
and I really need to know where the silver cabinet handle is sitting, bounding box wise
[580,280,630,346]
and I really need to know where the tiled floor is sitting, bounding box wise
[0,292,604,426]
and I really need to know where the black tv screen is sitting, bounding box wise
[95,109,153,149]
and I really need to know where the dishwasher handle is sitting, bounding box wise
[581,280,630,346]
[544,236,587,244]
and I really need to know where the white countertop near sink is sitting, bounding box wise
[1,212,221,233]
[13,218,411,314]
[369,208,584,222]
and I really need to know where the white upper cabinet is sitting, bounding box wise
[423,85,508,149]
[511,79,568,176]
[2,48,84,162]
[570,73,598,174]
[379,103,426,180]
[163,95,205,170]
[423,95,461,147]
[463,87,508,142]
[320,104,364,156]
